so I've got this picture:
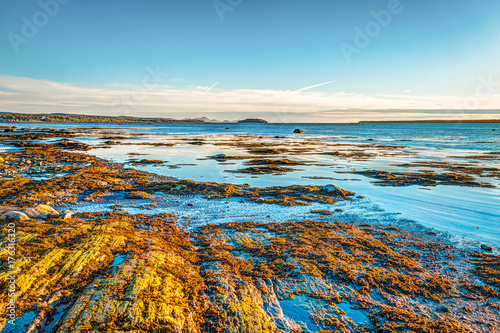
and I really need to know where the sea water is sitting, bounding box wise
[3,122,499,247]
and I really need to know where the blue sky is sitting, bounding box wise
[0,0,499,122]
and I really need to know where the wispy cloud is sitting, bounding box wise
[295,80,337,92]
[0,74,498,122]
[204,81,219,93]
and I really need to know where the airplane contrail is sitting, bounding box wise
[295,80,336,92]
[204,81,219,93]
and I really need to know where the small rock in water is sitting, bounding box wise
[187,203,195,207]
[0,211,30,221]
[437,306,449,313]
[321,184,354,199]
[481,244,493,252]
[293,129,304,133]
[211,154,227,159]
[63,210,74,220]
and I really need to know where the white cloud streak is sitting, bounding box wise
[295,80,337,92]
[204,81,219,93]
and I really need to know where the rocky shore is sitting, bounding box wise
[0,127,498,332]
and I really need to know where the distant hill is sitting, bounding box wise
[236,118,268,123]
[0,112,206,123]
[0,112,270,124]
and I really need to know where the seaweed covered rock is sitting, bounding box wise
[124,191,151,199]
[355,169,493,188]
[0,209,498,332]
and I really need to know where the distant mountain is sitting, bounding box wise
[186,117,214,123]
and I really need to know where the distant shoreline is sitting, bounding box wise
[358,119,500,124]
[0,111,499,124]
[0,112,267,124]
[1,120,498,124]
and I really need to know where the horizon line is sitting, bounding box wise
[1,111,499,124]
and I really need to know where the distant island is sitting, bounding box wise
[359,119,500,124]
[0,112,268,124]
[236,118,268,123]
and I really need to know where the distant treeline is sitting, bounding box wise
[359,119,500,124]
[0,112,204,123]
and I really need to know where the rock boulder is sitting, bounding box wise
[23,204,60,219]
[63,210,74,220]
[320,184,354,200]
[0,211,30,221]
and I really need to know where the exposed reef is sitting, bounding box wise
[354,170,494,188]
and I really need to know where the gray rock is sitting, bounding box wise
[481,244,493,252]
[62,210,74,220]
[0,211,30,221]
[23,204,60,219]
[320,184,354,199]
